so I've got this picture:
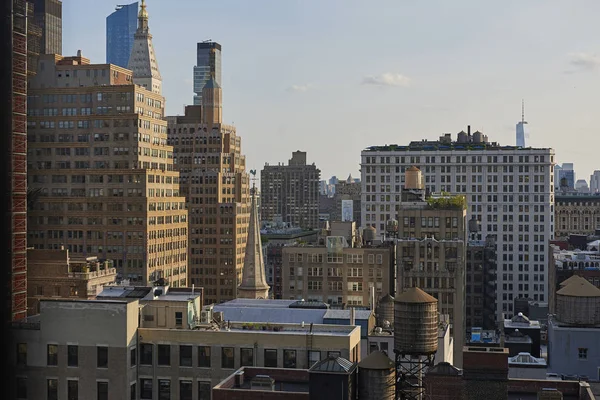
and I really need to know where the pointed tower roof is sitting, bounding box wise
[127,0,162,94]
[238,186,270,299]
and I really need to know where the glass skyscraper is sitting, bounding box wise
[193,41,222,105]
[106,2,138,68]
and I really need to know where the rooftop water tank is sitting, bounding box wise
[394,287,438,355]
[358,351,395,400]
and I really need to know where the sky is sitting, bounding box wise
[63,0,600,183]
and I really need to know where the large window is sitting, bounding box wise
[68,345,78,367]
[47,379,58,400]
[158,379,170,400]
[158,344,171,366]
[180,380,192,400]
[140,343,153,365]
[264,349,277,367]
[140,379,153,399]
[16,377,27,399]
[283,349,297,368]
[97,382,108,400]
[67,380,78,400]
[198,381,211,400]
[47,344,58,366]
[179,345,192,367]
[198,346,211,367]
[221,347,234,369]
[17,343,27,366]
[97,346,108,368]
[241,348,254,367]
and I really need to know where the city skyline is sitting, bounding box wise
[62,0,599,181]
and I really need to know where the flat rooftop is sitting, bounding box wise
[214,367,309,396]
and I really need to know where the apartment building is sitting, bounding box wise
[167,87,250,305]
[10,296,360,399]
[465,236,498,330]
[261,151,321,230]
[554,194,600,239]
[27,248,117,315]
[26,52,188,286]
[361,128,554,320]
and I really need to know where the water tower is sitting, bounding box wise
[393,287,438,400]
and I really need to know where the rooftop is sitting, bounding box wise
[213,367,309,396]
[395,287,438,303]
[556,277,600,297]
[310,355,355,373]
[508,352,546,366]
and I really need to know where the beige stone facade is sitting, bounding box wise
[27,248,117,315]
[26,53,188,286]
[167,97,250,305]
[555,195,600,239]
[281,244,394,307]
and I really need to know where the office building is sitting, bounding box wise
[556,163,575,191]
[361,127,554,320]
[106,2,138,68]
[465,236,497,330]
[193,41,222,105]
[167,85,250,304]
[127,0,161,94]
[32,0,62,55]
[331,175,361,224]
[516,100,529,148]
[555,194,600,239]
[26,51,188,286]
[576,179,590,193]
[394,167,467,366]
[27,248,117,315]
[261,151,321,229]
[590,170,600,194]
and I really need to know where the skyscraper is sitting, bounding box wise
[590,170,600,194]
[193,41,221,105]
[106,2,138,68]
[261,151,321,229]
[167,81,251,304]
[361,128,554,321]
[127,0,161,94]
[32,0,62,55]
[516,100,529,148]
[556,163,575,191]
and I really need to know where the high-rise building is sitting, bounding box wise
[193,41,221,105]
[395,167,467,366]
[361,127,554,320]
[167,81,250,305]
[590,170,600,194]
[261,151,321,229]
[32,0,62,55]
[575,179,589,193]
[556,163,575,191]
[465,236,497,331]
[516,100,528,148]
[106,2,138,68]
[26,51,188,286]
[332,175,361,224]
[127,0,161,94]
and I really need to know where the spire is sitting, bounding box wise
[237,176,270,299]
[138,0,149,32]
[521,99,525,123]
[128,0,162,94]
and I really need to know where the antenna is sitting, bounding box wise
[521,99,525,123]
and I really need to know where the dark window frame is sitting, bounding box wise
[97,346,108,368]
[17,343,27,366]
[130,347,137,367]
[197,381,211,400]
[283,349,297,368]
[47,378,58,400]
[158,379,171,400]
[97,381,108,400]
[179,345,192,367]
[67,379,78,400]
[140,343,153,365]
[16,377,27,399]
[157,344,171,366]
[140,379,153,399]
[180,380,193,400]
[264,349,277,367]
[221,346,234,369]
[241,348,254,367]
[198,346,211,368]
[47,344,58,366]
[67,345,78,367]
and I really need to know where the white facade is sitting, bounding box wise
[127,0,162,94]
[360,133,555,319]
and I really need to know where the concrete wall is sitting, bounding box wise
[548,321,600,379]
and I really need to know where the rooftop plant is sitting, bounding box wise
[426,194,466,210]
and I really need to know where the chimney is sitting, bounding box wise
[77,49,82,57]
[467,125,471,135]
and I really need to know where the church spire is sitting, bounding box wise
[237,176,270,299]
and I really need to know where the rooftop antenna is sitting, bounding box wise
[521,99,525,123]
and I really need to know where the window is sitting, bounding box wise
[17,343,27,365]
[97,346,108,368]
[16,377,27,399]
[67,345,78,367]
[140,379,153,399]
[67,380,78,400]
[264,349,277,367]
[309,350,321,367]
[579,348,588,360]
[47,379,58,400]
[180,380,193,400]
[175,311,183,326]
[179,345,192,367]
[221,347,234,369]
[130,347,137,367]
[158,379,170,400]
[283,349,297,368]
[140,343,153,365]
[328,351,341,358]
[130,383,136,400]
[158,344,171,366]
[198,381,211,400]
[198,346,211,367]
[47,344,58,366]
[241,348,254,366]
[97,381,108,400]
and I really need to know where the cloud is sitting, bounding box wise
[362,72,411,87]
[568,52,600,71]
[286,84,313,92]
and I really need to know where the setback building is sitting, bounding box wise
[193,41,221,105]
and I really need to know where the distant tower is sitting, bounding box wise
[238,178,270,299]
[516,100,529,147]
[106,2,138,68]
[127,0,162,94]
[193,41,222,105]
[201,77,222,129]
